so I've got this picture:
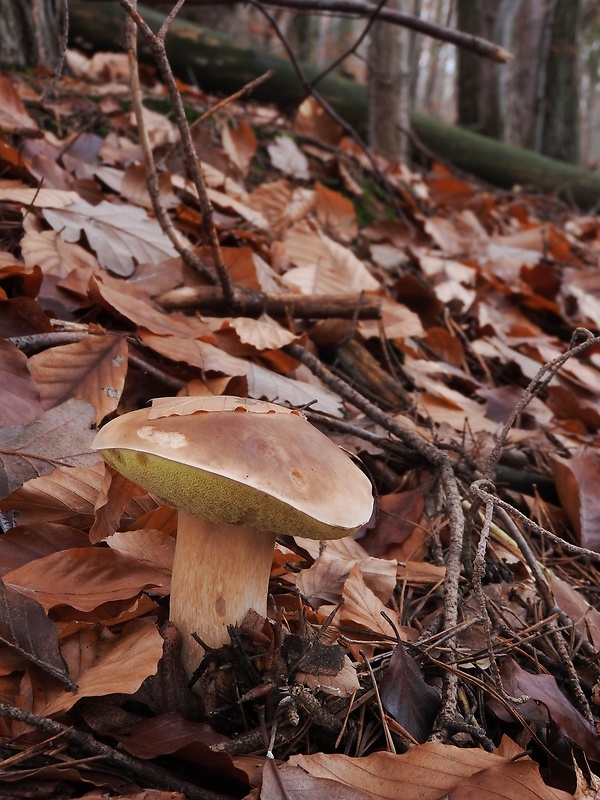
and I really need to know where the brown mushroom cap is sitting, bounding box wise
[93,396,373,540]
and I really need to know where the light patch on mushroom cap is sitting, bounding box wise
[93,397,373,538]
[137,426,188,449]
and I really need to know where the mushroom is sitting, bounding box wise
[93,395,374,680]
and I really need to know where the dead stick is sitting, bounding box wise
[0,703,233,800]
[156,285,382,318]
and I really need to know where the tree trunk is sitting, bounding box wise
[0,0,59,68]
[368,0,413,161]
[456,0,521,140]
[456,0,482,129]
[540,0,581,164]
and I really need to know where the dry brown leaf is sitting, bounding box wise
[222,121,257,177]
[283,222,379,294]
[296,654,360,697]
[358,297,424,342]
[4,545,170,612]
[248,180,315,233]
[0,522,90,576]
[293,96,343,146]
[221,315,298,350]
[246,362,343,416]
[552,449,600,551]
[338,563,399,639]
[289,742,572,800]
[40,619,163,716]
[120,163,178,210]
[207,186,268,228]
[105,529,175,574]
[89,272,214,337]
[0,400,97,501]
[0,181,79,207]
[140,330,248,376]
[89,464,150,544]
[314,181,357,243]
[21,228,101,277]
[129,105,177,148]
[261,761,372,800]
[1,463,104,527]
[548,571,600,651]
[0,578,72,687]
[28,334,128,424]
[0,339,43,426]
[0,73,38,132]
[43,199,178,276]
[296,537,396,606]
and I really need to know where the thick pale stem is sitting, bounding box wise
[170,512,276,680]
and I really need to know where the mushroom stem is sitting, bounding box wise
[170,512,276,680]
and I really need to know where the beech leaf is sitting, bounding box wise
[0,578,73,687]
[0,399,97,500]
[43,198,178,276]
[28,334,128,424]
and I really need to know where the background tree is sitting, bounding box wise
[368,0,417,161]
[456,0,583,165]
[0,0,60,68]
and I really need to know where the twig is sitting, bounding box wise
[124,0,217,283]
[484,328,600,477]
[156,285,382,318]
[283,342,445,469]
[471,480,600,563]
[120,0,235,304]
[192,69,275,126]
[145,0,512,62]
[360,651,396,753]
[472,491,529,705]
[0,704,232,800]
[432,462,465,736]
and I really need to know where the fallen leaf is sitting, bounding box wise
[4,545,170,612]
[41,619,164,715]
[0,578,72,687]
[28,334,128,423]
[43,198,178,276]
[0,338,43,426]
[0,399,97,501]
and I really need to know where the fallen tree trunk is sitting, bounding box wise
[70,1,600,208]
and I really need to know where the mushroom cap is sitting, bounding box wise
[93,396,373,540]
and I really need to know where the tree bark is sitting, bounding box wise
[0,0,59,68]
[456,0,481,129]
[368,0,412,161]
[540,0,581,164]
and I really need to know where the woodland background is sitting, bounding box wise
[0,1,600,800]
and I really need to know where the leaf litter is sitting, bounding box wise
[0,28,598,800]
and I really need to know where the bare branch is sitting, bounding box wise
[144,0,513,63]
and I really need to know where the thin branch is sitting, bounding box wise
[125,3,216,283]
[0,704,232,800]
[145,0,512,62]
[119,0,235,304]
[484,328,600,477]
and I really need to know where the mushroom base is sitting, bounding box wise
[170,512,276,682]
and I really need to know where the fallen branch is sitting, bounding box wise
[156,284,382,319]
